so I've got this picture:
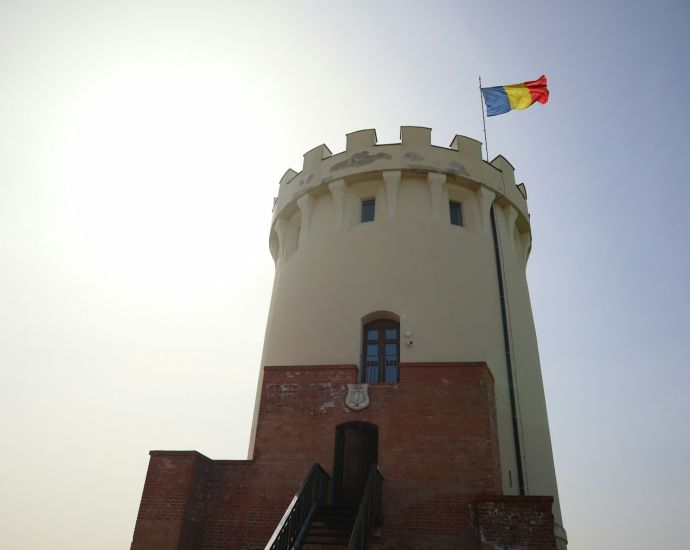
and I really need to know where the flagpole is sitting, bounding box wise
[479,76,489,162]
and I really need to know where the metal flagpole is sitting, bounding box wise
[479,76,489,162]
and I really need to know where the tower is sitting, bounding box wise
[131,127,567,550]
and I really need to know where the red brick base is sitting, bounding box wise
[130,363,558,550]
[476,495,558,550]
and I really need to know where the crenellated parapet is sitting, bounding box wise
[272,126,530,232]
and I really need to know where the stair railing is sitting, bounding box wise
[348,464,384,550]
[264,463,331,550]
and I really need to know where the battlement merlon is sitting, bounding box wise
[272,126,530,231]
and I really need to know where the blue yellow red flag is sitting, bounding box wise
[481,76,549,117]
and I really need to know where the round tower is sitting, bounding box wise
[250,126,567,547]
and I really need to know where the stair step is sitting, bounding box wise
[312,518,355,525]
[299,504,360,550]
[311,520,355,525]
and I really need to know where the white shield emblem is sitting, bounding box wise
[346,383,370,411]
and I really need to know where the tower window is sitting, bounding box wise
[362,319,399,383]
[449,201,463,226]
[361,199,375,223]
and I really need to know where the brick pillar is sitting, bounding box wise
[130,451,211,550]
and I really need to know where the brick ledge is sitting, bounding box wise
[475,493,554,503]
[148,450,252,465]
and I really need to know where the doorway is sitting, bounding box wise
[333,422,378,506]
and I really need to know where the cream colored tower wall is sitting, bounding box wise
[250,127,566,544]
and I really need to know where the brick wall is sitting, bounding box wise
[130,363,554,550]
[476,495,558,550]
[251,362,501,550]
[131,451,213,550]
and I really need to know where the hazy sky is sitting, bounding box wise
[1,1,689,548]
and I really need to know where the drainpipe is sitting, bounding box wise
[490,204,525,495]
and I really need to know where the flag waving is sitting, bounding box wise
[481,76,549,117]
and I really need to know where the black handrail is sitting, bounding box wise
[348,465,384,550]
[264,463,331,550]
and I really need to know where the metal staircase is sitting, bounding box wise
[264,464,383,550]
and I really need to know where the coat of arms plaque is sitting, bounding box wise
[345,383,370,411]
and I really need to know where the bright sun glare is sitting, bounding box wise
[64,68,267,300]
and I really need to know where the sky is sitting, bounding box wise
[1,1,689,548]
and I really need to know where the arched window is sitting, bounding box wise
[362,319,400,383]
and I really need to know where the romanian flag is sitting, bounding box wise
[481,76,549,117]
